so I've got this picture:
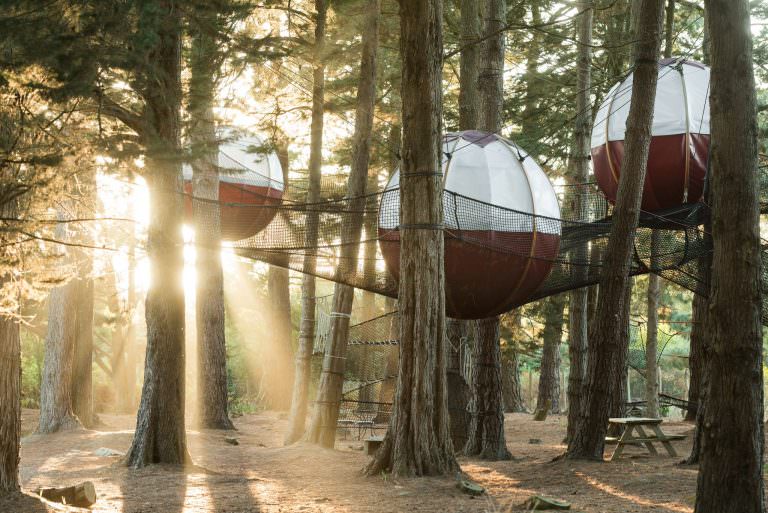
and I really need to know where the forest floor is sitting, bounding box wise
[3,409,700,513]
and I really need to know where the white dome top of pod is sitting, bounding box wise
[591,58,711,149]
[183,129,284,191]
[379,131,560,234]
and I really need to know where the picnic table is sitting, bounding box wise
[606,417,686,462]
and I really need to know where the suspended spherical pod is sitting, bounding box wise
[378,130,561,320]
[183,133,284,241]
[591,58,711,211]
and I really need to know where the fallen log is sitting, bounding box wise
[35,481,97,508]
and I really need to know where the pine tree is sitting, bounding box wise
[566,0,665,460]
[365,0,458,476]
[694,1,764,510]
[305,0,381,448]
[285,0,328,445]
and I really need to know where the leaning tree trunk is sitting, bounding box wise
[694,1,764,511]
[564,0,593,446]
[284,0,327,445]
[125,3,188,467]
[566,0,664,460]
[465,0,511,461]
[0,270,20,493]
[305,0,380,448]
[268,140,294,411]
[38,269,82,434]
[189,15,234,430]
[365,0,458,476]
[536,295,565,415]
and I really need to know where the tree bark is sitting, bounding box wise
[565,2,593,445]
[536,295,565,415]
[284,0,327,445]
[38,272,82,434]
[125,1,188,466]
[458,0,481,129]
[267,141,293,411]
[365,0,458,476]
[305,0,379,448]
[695,1,764,511]
[465,0,511,460]
[645,270,660,418]
[189,10,234,431]
[566,0,664,460]
[446,319,471,450]
[71,272,95,427]
[464,318,511,459]
[501,351,526,413]
[0,281,20,493]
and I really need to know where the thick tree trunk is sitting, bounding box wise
[566,0,664,460]
[464,318,511,459]
[695,2,764,511]
[501,332,527,413]
[564,1,593,444]
[536,295,565,415]
[38,275,82,434]
[284,0,326,445]
[189,16,234,430]
[0,286,20,493]
[365,0,458,476]
[71,273,95,427]
[305,0,379,448]
[125,2,188,466]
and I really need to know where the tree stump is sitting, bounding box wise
[36,482,97,508]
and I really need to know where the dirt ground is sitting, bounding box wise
[2,410,700,513]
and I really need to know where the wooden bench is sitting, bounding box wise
[607,417,686,461]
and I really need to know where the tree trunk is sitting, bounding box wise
[38,274,82,434]
[446,319,471,450]
[465,0,510,460]
[464,318,511,459]
[564,0,593,444]
[451,0,482,449]
[305,0,380,448]
[365,0,458,476]
[502,331,527,413]
[189,14,234,430]
[0,283,20,493]
[645,271,660,418]
[71,273,95,427]
[536,295,565,415]
[458,0,481,129]
[267,141,293,411]
[125,2,188,466]
[284,0,327,445]
[695,2,764,511]
[566,0,664,460]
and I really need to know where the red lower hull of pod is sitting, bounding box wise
[184,182,283,241]
[592,133,709,212]
[378,229,560,320]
